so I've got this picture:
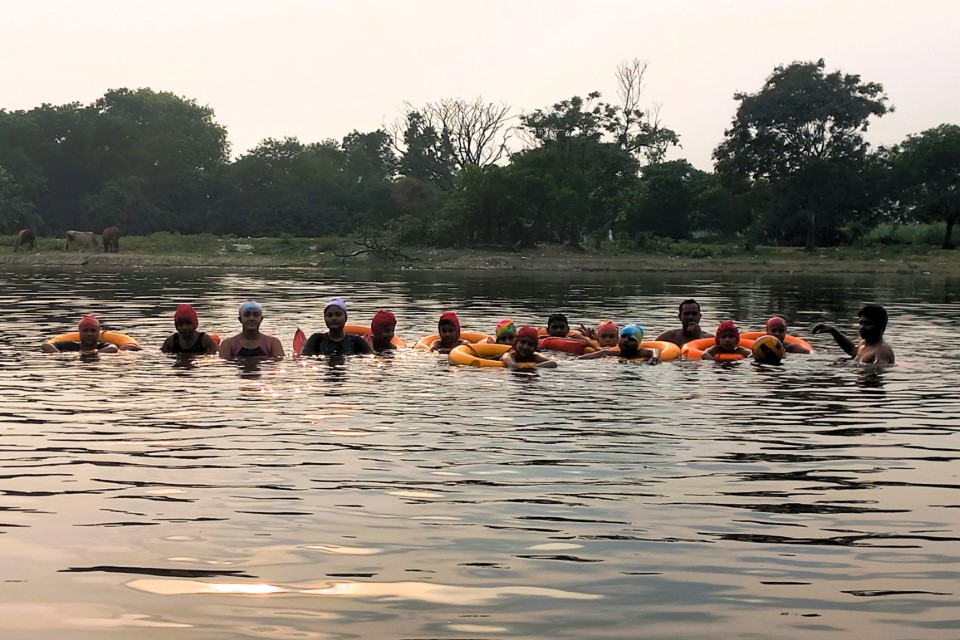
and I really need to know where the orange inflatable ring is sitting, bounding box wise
[741,331,813,352]
[584,341,682,362]
[681,337,755,361]
[345,324,407,348]
[44,331,141,350]
[415,331,491,350]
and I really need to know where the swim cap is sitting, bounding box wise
[174,304,199,328]
[716,320,739,339]
[515,325,539,344]
[597,320,619,335]
[371,310,396,334]
[324,297,347,315]
[620,324,644,342]
[239,300,262,314]
[439,311,461,335]
[495,319,517,339]
[765,316,787,331]
[78,315,100,331]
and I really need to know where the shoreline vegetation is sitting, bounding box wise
[2,234,958,275]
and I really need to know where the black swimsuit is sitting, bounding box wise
[167,331,211,354]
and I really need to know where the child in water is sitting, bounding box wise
[578,324,660,363]
[702,320,752,360]
[369,310,398,353]
[764,316,811,354]
[594,320,620,348]
[161,304,219,355]
[545,313,593,345]
[494,319,517,344]
[501,325,558,369]
[429,311,469,353]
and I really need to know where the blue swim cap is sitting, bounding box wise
[239,300,262,314]
[620,324,644,342]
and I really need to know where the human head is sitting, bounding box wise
[239,300,262,316]
[547,313,569,337]
[324,297,348,330]
[619,323,644,355]
[765,316,787,341]
[858,304,888,342]
[371,310,396,339]
[514,325,539,355]
[438,311,461,343]
[78,315,100,332]
[238,300,263,331]
[716,320,739,349]
[174,304,199,330]
[495,319,517,345]
[678,299,702,330]
[597,320,619,348]
[78,315,101,346]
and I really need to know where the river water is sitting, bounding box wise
[1,266,958,639]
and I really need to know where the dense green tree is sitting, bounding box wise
[396,111,455,187]
[714,59,889,248]
[891,124,960,248]
[0,166,36,232]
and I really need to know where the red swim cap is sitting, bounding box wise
[174,304,199,328]
[766,316,787,331]
[716,320,739,339]
[371,310,396,334]
[439,311,461,335]
[597,320,618,334]
[515,325,539,343]
[78,315,100,331]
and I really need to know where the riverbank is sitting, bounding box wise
[2,237,958,275]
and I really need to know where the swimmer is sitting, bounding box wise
[594,320,620,348]
[301,297,373,357]
[368,309,398,353]
[501,325,558,369]
[40,315,120,353]
[578,323,660,363]
[218,301,285,359]
[764,316,811,354]
[494,319,517,345]
[702,320,751,360]
[812,304,895,365]
[161,304,218,355]
[544,313,592,345]
[429,311,469,353]
[656,299,710,347]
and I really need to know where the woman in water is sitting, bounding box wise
[218,301,285,359]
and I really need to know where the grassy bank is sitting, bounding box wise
[2,232,959,275]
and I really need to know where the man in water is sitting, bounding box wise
[656,299,710,347]
[41,315,119,353]
[813,304,895,365]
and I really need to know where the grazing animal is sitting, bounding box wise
[102,226,120,253]
[65,230,100,252]
[13,228,36,252]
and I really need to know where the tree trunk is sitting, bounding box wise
[804,209,817,251]
[944,217,956,250]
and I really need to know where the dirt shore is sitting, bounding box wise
[2,245,958,275]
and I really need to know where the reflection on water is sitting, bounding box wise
[1,267,959,639]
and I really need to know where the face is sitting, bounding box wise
[515,335,538,357]
[618,335,640,356]
[79,325,100,347]
[717,331,739,350]
[374,324,395,343]
[858,316,882,342]
[496,332,516,345]
[679,303,702,330]
[547,320,569,337]
[767,325,786,342]
[324,306,346,331]
[439,322,459,343]
[597,329,619,348]
[176,319,197,338]
[239,308,263,331]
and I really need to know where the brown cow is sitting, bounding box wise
[102,226,120,253]
[13,228,36,252]
[65,230,100,252]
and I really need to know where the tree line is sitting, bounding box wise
[1,59,957,250]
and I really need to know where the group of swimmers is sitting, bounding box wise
[40,297,895,367]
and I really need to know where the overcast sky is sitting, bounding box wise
[3,0,956,170]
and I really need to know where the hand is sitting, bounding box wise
[811,323,830,335]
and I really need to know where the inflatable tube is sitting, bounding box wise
[449,343,538,368]
[45,331,141,350]
[584,341,682,362]
[345,324,407,348]
[681,337,755,361]
[539,336,599,355]
[741,331,813,352]
[415,331,491,350]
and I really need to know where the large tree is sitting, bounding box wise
[891,124,960,249]
[714,59,889,249]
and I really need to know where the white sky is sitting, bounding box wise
[3,0,957,170]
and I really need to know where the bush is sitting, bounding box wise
[858,222,944,246]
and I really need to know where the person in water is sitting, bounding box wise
[702,320,752,360]
[656,299,710,347]
[501,325,558,369]
[301,297,373,357]
[367,309,398,353]
[40,315,119,353]
[429,311,469,353]
[594,320,620,348]
[812,304,895,365]
[161,304,218,355]
[764,316,811,354]
[494,319,517,344]
[218,300,284,359]
[578,323,660,362]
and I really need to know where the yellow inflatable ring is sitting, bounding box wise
[415,331,492,350]
[45,331,141,350]
[740,331,813,352]
[681,337,754,360]
[585,341,682,362]
[448,343,538,368]
[344,324,407,348]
